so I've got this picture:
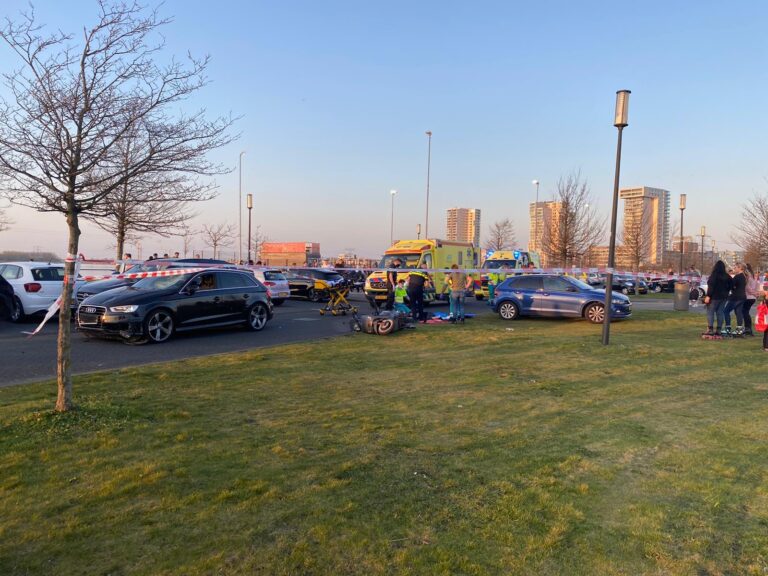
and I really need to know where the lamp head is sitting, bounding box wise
[425,130,432,136]
[614,90,631,127]
[246,193,253,209]
[390,189,397,196]
[679,194,687,210]
[532,179,539,186]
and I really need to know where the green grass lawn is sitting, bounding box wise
[2,311,767,575]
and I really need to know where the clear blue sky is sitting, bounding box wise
[1,0,766,259]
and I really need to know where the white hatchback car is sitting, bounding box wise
[250,269,290,306]
[0,261,64,322]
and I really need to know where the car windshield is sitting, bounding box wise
[132,274,190,291]
[567,277,594,291]
[264,271,286,281]
[485,259,517,270]
[379,253,421,268]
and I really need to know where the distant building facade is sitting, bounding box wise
[619,186,670,265]
[260,242,321,266]
[528,200,562,267]
[446,208,481,245]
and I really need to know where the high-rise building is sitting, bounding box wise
[446,208,481,245]
[528,200,561,265]
[619,186,670,265]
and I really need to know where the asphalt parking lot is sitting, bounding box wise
[0,293,682,387]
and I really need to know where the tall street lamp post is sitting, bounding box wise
[238,151,246,263]
[602,89,631,346]
[711,239,717,266]
[531,179,540,252]
[389,189,397,245]
[247,193,253,263]
[699,225,706,273]
[679,194,687,275]
[424,131,432,239]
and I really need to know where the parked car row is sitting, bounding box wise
[585,273,648,295]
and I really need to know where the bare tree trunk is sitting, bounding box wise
[56,210,80,412]
[116,223,125,263]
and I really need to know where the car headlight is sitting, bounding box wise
[109,305,138,313]
[611,298,627,305]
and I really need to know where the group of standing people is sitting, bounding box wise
[703,260,765,348]
[385,261,472,324]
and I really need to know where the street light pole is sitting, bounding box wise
[425,131,432,239]
[247,194,253,263]
[699,225,706,273]
[679,194,687,275]
[390,189,397,245]
[711,239,716,266]
[238,151,246,263]
[531,179,540,253]
[602,89,631,346]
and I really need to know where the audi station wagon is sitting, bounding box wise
[77,269,272,344]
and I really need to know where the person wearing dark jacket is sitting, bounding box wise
[723,263,747,336]
[406,266,431,322]
[385,258,402,311]
[703,260,732,336]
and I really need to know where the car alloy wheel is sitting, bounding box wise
[9,296,24,323]
[498,301,519,320]
[145,309,174,343]
[585,303,605,324]
[308,288,320,302]
[653,284,662,293]
[248,303,268,331]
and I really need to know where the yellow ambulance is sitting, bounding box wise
[364,239,479,305]
[474,249,541,300]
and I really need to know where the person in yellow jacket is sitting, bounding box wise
[393,279,410,315]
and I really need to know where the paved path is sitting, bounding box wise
[0,294,692,388]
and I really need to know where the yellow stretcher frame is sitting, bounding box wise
[318,280,358,316]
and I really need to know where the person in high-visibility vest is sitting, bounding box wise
[393,279,410,315]
[407,266,431,322]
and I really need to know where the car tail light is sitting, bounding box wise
[24,282,42,293]
[264,281,275,286]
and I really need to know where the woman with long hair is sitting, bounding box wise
[703,260,732,337]
[743,263,759,336]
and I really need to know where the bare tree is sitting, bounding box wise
[82,119,220,261]
[0,207,11,232]
[486,219,515,252]
[178,224,197,258]
[619,204,652,271]
[201,223,234,259]
[0,2,235,411]
[250,225,268,262]
[733,194,768,270]
[540,172,604,267]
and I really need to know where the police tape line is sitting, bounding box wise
[78,267,206,281]
[97,259,705,283]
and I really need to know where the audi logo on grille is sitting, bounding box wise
[82,307,98,314]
